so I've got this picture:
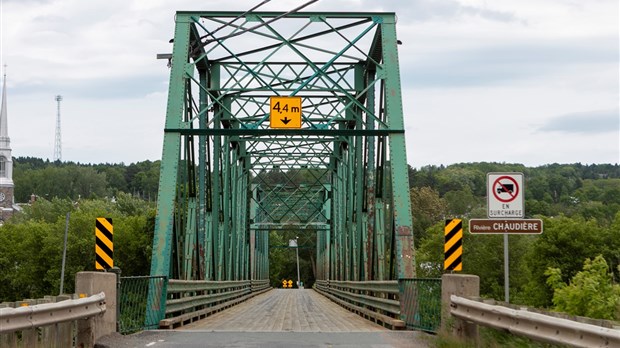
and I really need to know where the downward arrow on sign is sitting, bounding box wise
[281,117,291,125]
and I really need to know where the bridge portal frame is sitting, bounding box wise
[149,11,415,291]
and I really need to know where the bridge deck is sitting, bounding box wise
[181,289,387,332]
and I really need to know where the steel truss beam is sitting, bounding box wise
[149,11,415,294]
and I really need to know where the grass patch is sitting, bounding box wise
[431,327,569,348]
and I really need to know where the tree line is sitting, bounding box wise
[13,157,160,203]
[2,158,619,320]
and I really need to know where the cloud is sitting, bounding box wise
[3,0,619,166]
[401,36,618,88]
[538,109,620,134]
[8,74,168,99]
[3,0,52,3]
[358,0,519,23]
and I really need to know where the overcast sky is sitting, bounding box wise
[1,0,618,167]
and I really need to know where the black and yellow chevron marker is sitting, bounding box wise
[444,219,463,271]
[95,218,113,270]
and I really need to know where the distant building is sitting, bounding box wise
[0,69,17,222]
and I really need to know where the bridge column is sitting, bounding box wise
[150,14,191,280]
[381,15,415,279]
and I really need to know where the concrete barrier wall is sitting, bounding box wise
[441,274,480,341]
[75,272,117,346]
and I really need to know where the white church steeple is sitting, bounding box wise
[0,65,14,187]
[0,66,8,139]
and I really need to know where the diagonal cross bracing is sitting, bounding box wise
[149,11,415,296]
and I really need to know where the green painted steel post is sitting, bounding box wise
[334,163,342,280]
[264,231,270,280]
[348,147,356,281]
[381,14,415,279]
[183,199,197,279]
[355,120,364,280]
[149,14,191,279]
[147,13,192,321]
[376,179,386,279]
[235,155,243,281]
[197,67,207,280]
[221,96,233,280]
[250,185,258,280]
[324,184,331,280]
[211,64,224,281]
[353,63,366,281]
[364,69,377,281]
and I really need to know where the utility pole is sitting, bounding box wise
[54,95,62,162]
[59,212,70,294]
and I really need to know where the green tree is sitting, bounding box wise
[435,166,485,196]
[0,220,53,300]
[443,187,480,217]
[521,216,607,307]
[546,255,620,320]
[0,196,155,301]
[268,230,315,288]
[415,222,444,278]
[410,187,447,244]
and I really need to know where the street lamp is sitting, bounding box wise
[295,236,301,288]
[289,237,301,288]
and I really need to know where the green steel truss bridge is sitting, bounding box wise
[147,10,424,329]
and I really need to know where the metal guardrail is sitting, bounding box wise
[450,295,620,348]
[314,280,405,329]
[160,279,271,329]
[0,292,106,334]
[0,292,106,347]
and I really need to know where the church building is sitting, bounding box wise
[0,69,17,222]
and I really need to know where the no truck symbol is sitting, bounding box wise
[496,184,514,194]
[492,176,519,203]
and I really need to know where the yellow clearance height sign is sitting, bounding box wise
[270,96,302,129]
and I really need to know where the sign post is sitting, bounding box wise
[484,172,530,303]
[504,234,509,304]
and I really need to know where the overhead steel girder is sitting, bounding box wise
[149,11,415,289]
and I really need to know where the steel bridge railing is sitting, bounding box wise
[314,279,442,332]
[400,278,442,332]
[119,276,167,334]
[160,279,271,329]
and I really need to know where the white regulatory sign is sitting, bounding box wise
[487,172,524,218]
